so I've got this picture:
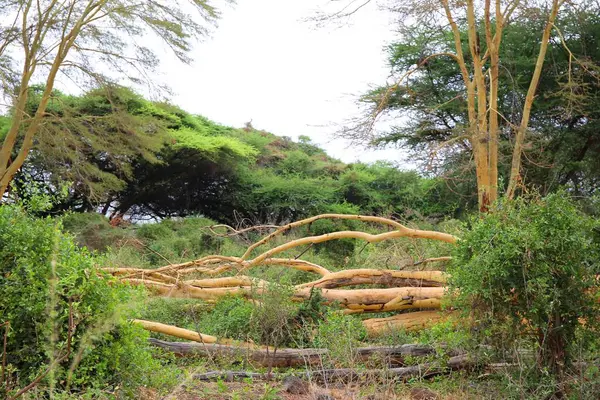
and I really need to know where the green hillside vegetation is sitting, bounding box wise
[11,85,463,224]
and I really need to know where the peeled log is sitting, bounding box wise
[123,279,250,300]
[344,298,442,314]
[242,213,459,260]
[132,320,260,348]
[103,268,178,283]
[132,319,219,343]
[294,286,444,306]
[249,230,457,268]
[124,278,444,308]
[363,311,448,336]
[186,276,267,288]
[296,269,447,289]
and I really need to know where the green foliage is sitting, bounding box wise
[312,311,367,367]
[199,296,255,342]
[7,83,462,224]
[0,205,171,396]
[309,203,362,262]
[242,171,338,223]
[275,149,313,176]
[448,192,600,373]
[336,162,462,218]
[0,115,10,140]
[20,86,169,203]
[189,289,327,348]
[171,127,258,159]
[366,7,600,199]
[136,217,224,264]
[61,212,132,251]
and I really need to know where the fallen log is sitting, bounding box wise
[132,319,219,343]
[247,231,456,270]
[242,214,459,260]
[186,276,268,289]
[132,320,259,348]
[104,257,331,279]
[343,298,442,314]
[295,269,446,289]
[363,311,449,336]
[148,338,443,368]
[124,279,444,309]
[123,279,251,300]
[294,286,444,306]
[192,354,474,383]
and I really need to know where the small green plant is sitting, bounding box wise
[216,379,228,393]
[260,383,281,400]
[250,284,297,350]
[312,311,367,367]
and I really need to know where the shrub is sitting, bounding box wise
[312,311,367,367]
[194,288,326,348]
[199,296,255,341]
[448,192,600,375]
[0,205,169,397]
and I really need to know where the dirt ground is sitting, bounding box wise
[138,379,472,400]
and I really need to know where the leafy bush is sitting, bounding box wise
[312,311,367,367]
[0,205,170,397]
[191,288,326,348]
[448,192,600,374]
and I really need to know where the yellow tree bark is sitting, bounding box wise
[506,0,563,199]
[434,0,564,210]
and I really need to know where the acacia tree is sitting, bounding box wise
[361,6,600,203]
[336,0,565,211]
[0,0,225,198]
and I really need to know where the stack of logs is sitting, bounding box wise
[103,214,458,341]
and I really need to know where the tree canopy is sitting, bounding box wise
[0,0,225,197]
[4,86,463,223]
[357,4,600,202]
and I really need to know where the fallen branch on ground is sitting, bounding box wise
[148,338,454,368]
[192,354,475,383]
[103,214,457,334]
[131,319,260,348]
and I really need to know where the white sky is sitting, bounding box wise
[161,0,409,165]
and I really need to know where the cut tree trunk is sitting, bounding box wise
[293,287,445,305]
[131,319,258,347]
[123,279,444,309]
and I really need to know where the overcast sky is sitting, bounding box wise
[161,0,409,165]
